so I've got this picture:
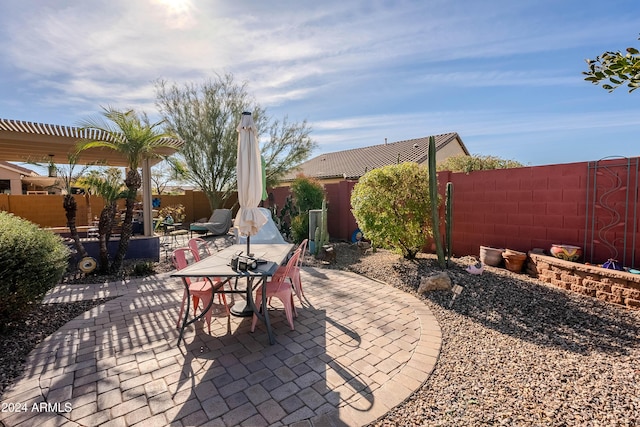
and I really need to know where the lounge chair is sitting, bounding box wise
[189,208,233,238]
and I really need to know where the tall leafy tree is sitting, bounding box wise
[155,73,316,211]
[77,107,177,272]
[584,35,640,93]
[151,158,188,195]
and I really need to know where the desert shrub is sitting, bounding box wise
[0,212,69,329]
[271,195,295,240]
[289,176,325,243]
[290,176,325,214]
[437,153,524,173]
[127,260,156,276]
[351,162,432,259]
[290,214,309,244]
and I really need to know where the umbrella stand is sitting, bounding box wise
[230,280,254,317]
[230,235,254,316]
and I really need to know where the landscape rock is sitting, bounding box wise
[418,272,452,293]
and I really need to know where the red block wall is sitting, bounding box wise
[442,163,588,257]
[267,157,640,268]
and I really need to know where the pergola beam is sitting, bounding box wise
[0,118,184,237]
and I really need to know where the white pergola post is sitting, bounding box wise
[142,159,153,236]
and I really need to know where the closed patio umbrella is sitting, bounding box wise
[234,111,267,257]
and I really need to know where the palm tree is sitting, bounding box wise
[76,168,126,273]
[44,153,93,261]
[77,107,177,272]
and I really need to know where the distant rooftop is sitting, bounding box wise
[283,132,468,181]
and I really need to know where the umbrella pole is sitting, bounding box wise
[247,235,252,257]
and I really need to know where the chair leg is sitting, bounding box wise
[283,293,295,330]
[251,290,263,332]
[192,295,200,316]
[292,272,303,304]
[176,291,189,329]
[196,293,214,334]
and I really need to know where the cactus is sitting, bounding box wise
[445,182,454,267]
[313,199,330,256]
[428,136,446,269]
[320,198,329,246]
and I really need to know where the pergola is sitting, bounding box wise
[0,118,184,236]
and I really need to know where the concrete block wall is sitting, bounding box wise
[267,157,640,269]
[2,190,236,228]
[443,162,590,258]
[528,253,640,309]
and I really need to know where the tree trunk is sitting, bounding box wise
[111,169,140,272]
[97,202,116,274]
[63,194,89,259]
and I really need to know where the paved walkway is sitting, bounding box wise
[0,263,441,426]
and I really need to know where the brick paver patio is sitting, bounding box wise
[0,260,441,426]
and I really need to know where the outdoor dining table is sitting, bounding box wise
[170,243,294,345]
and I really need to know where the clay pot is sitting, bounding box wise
[480,246,504,267]
[502,249,527,273]
[550,244,582,262]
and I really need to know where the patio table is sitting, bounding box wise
[170,243,294,345]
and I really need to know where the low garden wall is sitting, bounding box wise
[526,253,640,310]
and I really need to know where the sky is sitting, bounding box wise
[1,0,639,168]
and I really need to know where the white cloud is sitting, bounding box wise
[1,0,639,166]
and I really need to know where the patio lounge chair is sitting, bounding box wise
[189,208,232,238]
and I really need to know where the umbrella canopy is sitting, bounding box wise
[234,112,267,253]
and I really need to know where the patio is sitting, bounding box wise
[0,253,440,426]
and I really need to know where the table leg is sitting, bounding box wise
[246,276,274,345]
[177,278,192,346]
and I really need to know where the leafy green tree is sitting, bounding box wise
[77,107,177,273]
[584,35,640,93]
[155,73,317,211]
[351,162,432,259]
[151,158,189,195]
[437,154,524,173]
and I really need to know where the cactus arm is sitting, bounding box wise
[429,136,446,269]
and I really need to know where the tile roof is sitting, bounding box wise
[284,132,467,181]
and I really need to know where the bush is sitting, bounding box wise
[0,212,69,329]
[289,176,325,244]
[351,162,432,259]
[127,260,156,276]
[437,153,524,173]
[290,176,325,214]
[290,214,309,244]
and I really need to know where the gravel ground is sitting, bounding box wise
[314,245,640,427]
[2,242,640,426]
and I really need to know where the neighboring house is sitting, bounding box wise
[280,132,469,185]
[0,161,59,194]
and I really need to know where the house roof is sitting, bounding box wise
[0,118,183,167]
[284,132,468,181]
[0,160,39,176]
